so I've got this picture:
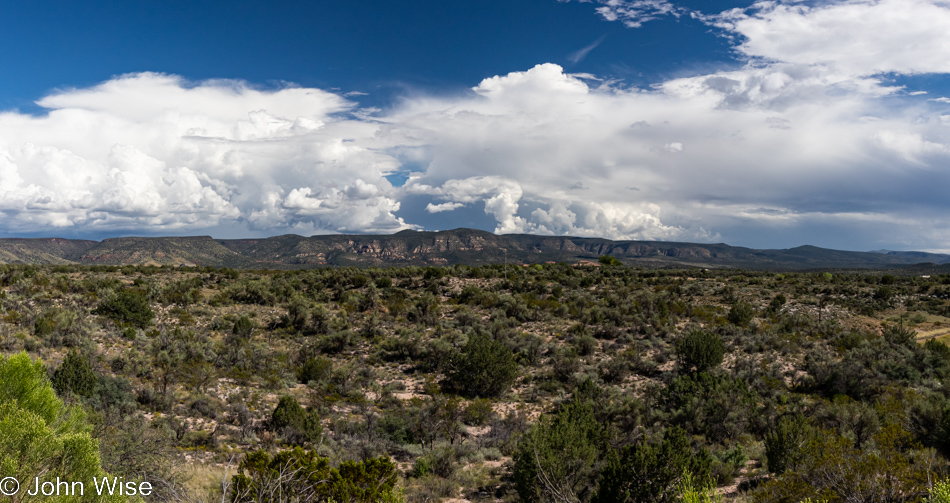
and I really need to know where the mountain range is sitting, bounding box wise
[0,229,948,271]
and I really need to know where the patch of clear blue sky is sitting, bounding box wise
[0,0,751,114]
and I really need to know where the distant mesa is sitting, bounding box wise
[0,229,948,271]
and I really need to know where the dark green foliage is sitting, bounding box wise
[883,324,916,347]
[664,372,759,442]
[674,330,726,373]
[805,324,950,399]
[552,347,581,382]
[94,288,154,328]
[445,334,518,398]
[230,448,398,503]
[594,427,712,503]
[7,259,950,502]
[121,326,137,340]
[284,297,312,333]
[910,394,950,456]
[598,255,622,266]
[332,457,400,502]
[756,423,930,503]
[463,398,496,426]
[874,285,894,302]
[513,399,606,503]
[575,334,598,356]
[414,445,458,478]
[767,294,787,315]
[159,277,203,305]
[297,356,332,385]
[926,339,950,364]
[51,350,97,398]
[271,395,322,445]
[712,444,747,485]
[813,397,880,449]
[727,302,755,326]
[765,414,813,474]
[232,314,254,339]
[33,311,57,336]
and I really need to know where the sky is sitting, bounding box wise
[2,0,950,252]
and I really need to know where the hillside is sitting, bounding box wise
[0,237,98,264]
[1,229,948,270]
[3,262,950,502]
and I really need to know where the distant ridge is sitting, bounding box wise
[0,229,948,270]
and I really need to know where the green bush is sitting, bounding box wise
[594,427,712,503]
[52,350,97,398]
[445,334,519,398]
[676,471,722,503]
[598,255,622,266]
[930,478,950,503]
[664,372,758,443]
[230,448,399,503]
[674,330,726,373]
[232,315,254,339]
[463,398,496,426]
[94,288,154,329]
[764,414,819,474]
[271,395,322,445]
[756,423,930,502]
[0,352,125,502]
[297,356,332,385]
[513,399,606,503]
[727,302,755,327]
[767,294,787,315]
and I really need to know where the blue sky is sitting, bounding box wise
[2,0,950,251]
[0,0,744,110]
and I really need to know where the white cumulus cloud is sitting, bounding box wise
[0,73,411,235]
[710,0,950,78]
[8,0,950,250]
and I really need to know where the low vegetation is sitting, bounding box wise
[2,261,950,501]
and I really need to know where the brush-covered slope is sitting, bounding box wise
[0,238,98,264]
[0,229,948,270]
[218,230,950,269]
[69,236,250,267]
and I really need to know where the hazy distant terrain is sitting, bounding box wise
[1,229,949,270]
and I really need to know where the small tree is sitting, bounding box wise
[52,350,97,398]
[513,399,606,503]
[94,288,154,329]
[727,302,755,327]
[297,356,332,385]
[598,255,622,266]
[594,427,712,503]
[233,315,255,339]
[445,334,518,398]
[674,330,726,373]
[764,414,813,475]
[271,396,322,445]
[767,294,787,316]
[230,448,398,503]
